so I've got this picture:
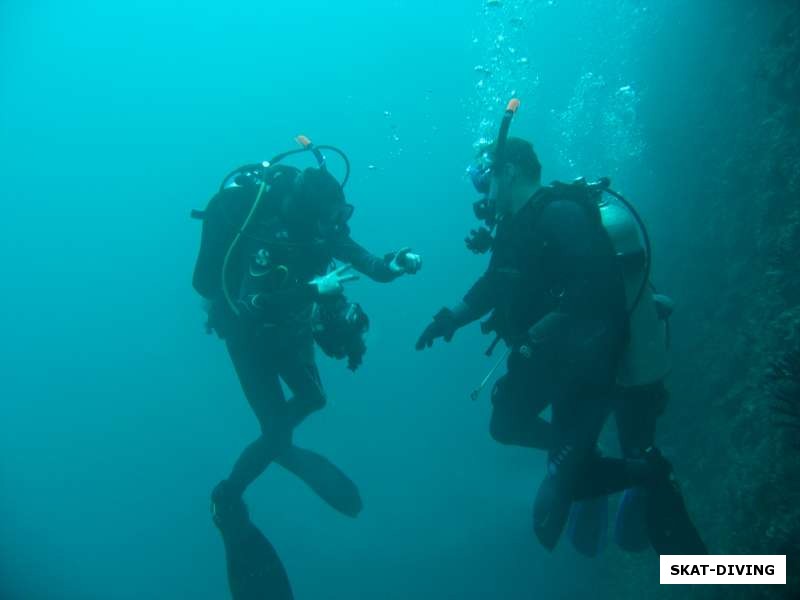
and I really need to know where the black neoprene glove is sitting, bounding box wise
[415,308,460,350]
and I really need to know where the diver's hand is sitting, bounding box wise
[310,264,359,296]
[415,307,458,350]
[389,247,422,275]
[464,227,494,254]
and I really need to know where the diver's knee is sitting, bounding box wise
[257,423,293,454]
[303,389,327,416]
[489,410,516,445]
[489,378,515,444]
[286,391,326,429]
[308,389,327,412]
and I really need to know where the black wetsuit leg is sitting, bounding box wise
[548,315,624,453]
[612,382,708,555]
[274,333,327,430]
[489,351,553,450]
[615,382,666,457]
[531,317,626,549]
[550,384,664,504]
[224,328,326,497]
[515,313,705,555]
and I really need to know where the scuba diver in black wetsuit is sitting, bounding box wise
[416,100,706,555]
[192,138,421,524]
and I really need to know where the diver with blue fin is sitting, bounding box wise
[567,187,684,557]
[192,137,421,597]
[416,99,706,556]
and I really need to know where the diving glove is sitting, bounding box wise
[310,264,359,296]
[465,227,494,254]
[388,247,422,275]
[416,307,459,350]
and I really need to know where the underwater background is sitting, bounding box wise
[1,1,798,598]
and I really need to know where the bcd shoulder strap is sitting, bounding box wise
[546,179,604,226]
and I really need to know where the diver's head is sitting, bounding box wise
[283,167,354,237]
[471,137,541,217]
[489,137,541,215]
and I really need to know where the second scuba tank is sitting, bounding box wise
[599,201,671,387]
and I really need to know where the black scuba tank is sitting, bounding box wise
[191,166,298,300]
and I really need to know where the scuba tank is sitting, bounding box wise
[548,177,673,388]
[191,136,351,314]
[598,195,671,387]
[191,164,296,302]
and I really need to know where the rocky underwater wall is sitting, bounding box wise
[604,3,800,598]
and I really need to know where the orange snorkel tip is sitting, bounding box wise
[506,98,521,114]
[294,134,328,172]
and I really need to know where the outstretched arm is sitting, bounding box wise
[415,267,499,350]
[332,235,421,282]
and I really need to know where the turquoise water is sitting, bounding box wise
[0,1,790,599]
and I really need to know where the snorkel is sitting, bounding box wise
[474,98,521,217]
[466,98,521,253]
[494,98,522,174]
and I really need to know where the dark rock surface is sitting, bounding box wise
[602,4,800,598]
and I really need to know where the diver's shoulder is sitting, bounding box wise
[519,187,578,218]
[533,192,594,233]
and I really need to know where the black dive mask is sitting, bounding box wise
[317,201,355,237]
[467,152,494,194]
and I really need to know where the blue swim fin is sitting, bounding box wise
[567,495,609,557]
[614,486,651,552]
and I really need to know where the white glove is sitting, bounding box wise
[310,264,359,296]
[389,247,422,275]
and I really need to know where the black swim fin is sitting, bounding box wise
[533,474,573,550]
[212,489,294,600]
[645,475,708,555]
[277,445,363,518]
